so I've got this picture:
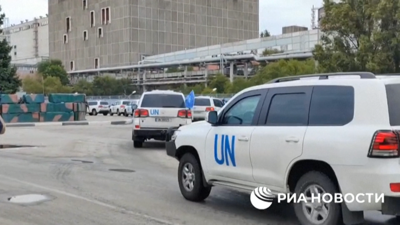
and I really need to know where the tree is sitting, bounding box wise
[249,59,316,84]
[22,75,71,94]
[91,76,120,95]
[72,79,93,95]
[313,0,400,73]
[37,59,70,85]
[225,77,252,93]
[0,7,21,93]
[260,29,270,38]
[209,73,229,93]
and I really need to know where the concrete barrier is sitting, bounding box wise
[6,119,133,127]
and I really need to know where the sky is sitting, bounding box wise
[0,0,323,35]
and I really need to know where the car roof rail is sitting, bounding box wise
[267,72,376,83]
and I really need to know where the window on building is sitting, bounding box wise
[94,58,99,69]
[70,61,74,71]
[82,0,87,9]
[106,7,110,24]
[13,45,16,49]
[83,30,88,40]
[101,8,106,24]
[66,17,71,32]
[90,11,95,27]
[14,52,16,56]
[98,27,103,37]
[101,7,110,24]
[63,34,68,43]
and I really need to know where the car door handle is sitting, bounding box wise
[285,136,299,143]
[238,137,249,142]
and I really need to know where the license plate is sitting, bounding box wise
[155,118,170,122]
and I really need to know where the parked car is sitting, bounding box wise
[125,100,139,116]
[87,100,110,116]
[192,96,224,121]
[110,100,131,116]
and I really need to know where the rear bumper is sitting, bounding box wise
[382,196,400,215]
[132,129,168,140]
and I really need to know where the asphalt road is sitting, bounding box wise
[0,123,398,225]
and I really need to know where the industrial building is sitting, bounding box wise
[48,0,260,72]
[0,16,49,78]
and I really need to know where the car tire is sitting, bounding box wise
[110,110,114,116]
[293,171,341,225]
[133,140,143,148]
[178,153,211,202]
[117,109,120,116]
[92,109,97,116]
[103,113,108,116]
[124,110,128,117]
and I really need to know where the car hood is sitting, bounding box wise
[179,120,208,130]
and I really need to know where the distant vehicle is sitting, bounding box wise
[125,100,139,116]
[110,100,131,116]
[192,96,223,121]
[87,100,109,116]
[132,90,192,148]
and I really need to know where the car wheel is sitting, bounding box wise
[293,171,341,225]
[92,109,97,116]
[178,153,211,202]
[103,113,108,116]
[110,110,114,116]
[124,110,128,117]
[117,109,120,116]
[133,140,143,148]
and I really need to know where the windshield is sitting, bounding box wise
[140,94,185,108]
[88,102,97,105]
[195,98,211,106]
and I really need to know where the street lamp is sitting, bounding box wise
[128,91,136,98]
[212,88,217,92]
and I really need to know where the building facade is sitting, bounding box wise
[48,0,259,72]
[0,16,49,77]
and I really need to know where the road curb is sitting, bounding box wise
[6,119,132,127]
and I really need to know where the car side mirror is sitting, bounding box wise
[207,111,218,125]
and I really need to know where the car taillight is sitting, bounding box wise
[206,107,214,111]
[99,105,103,108]
[121,105,125,108]
[368,130,399,158]
[134,109,149,117]
[178,109,191,118]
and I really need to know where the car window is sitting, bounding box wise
[88,102,97,106]
[100,102,108,105]
[266,93,308,126]
[140,94,185,108]
[222,95,261,125]
[195,98,211,106]
[213,99,223,107]
[309,86,354,126]
[122,101,130,105]
[115,101,120,105]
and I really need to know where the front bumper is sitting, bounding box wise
[165,127,178,157]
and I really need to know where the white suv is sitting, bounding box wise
[165,72,400,225]
[192,96,224,121]
[87,100,109,116]
[132,90,192,148]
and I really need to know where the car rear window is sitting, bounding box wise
[100,102,108,105]
[140,94,185,108]
[122,101,130,105]
[385,84,400,125]
[195,98,211,106]
[88,102,97,105]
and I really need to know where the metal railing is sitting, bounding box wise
[87,93,235,100]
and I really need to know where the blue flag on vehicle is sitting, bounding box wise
[185,90,195,109]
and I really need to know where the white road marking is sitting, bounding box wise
[0,174,176,225]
